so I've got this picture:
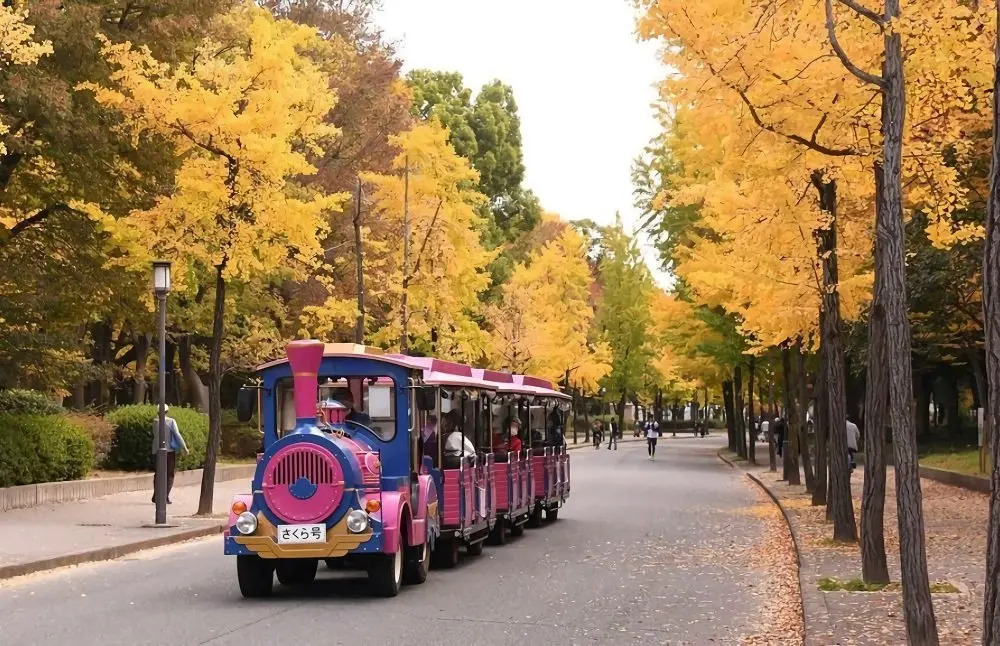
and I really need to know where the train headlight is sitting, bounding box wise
[235,511,258,535]
[346,509,369,534]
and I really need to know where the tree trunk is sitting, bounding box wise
[860,161,891,584]
[981,4,1000,640]
[617,390,627,439]
[354,176,365,344]
[748,358,756,465]
[177,335,208,412]
[813,173,856,542]
[782,346,800,485]
[797,347,815,493]
[198,265,227,517]
[814,338,829,507]
[723,380,736,453]
[400,161,410,353]
[133,332,150,404]
[768,381,777,471]
[735,366,746,459]
[882,15,939,641]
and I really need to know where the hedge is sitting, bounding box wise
[106,405,207,472]
[222,409,262,459]
[0,413,94,487]
[0,389,62,415]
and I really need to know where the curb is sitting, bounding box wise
[718,448,822,646]
[745,472,813,645]
[0,464,256,513]
[0,523,225,581]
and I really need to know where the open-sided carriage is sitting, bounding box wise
[224,340,572,598]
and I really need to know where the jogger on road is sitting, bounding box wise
[646,421,660,460]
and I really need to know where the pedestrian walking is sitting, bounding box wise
[773,416,785,458]
[151,405,189,505]
[646,421,660,460]
[607,421,618,450]
[846,417,861,472]
[593,421,603,449]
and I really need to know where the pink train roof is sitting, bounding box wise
[257,343,566,398]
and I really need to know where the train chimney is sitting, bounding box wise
[286,339,325,435]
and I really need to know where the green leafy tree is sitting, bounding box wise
[597,218,655,431]
[406,69,541,242]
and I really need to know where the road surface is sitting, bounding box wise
[0,438,778,645]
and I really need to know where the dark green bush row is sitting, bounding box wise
[0,413,94,487]
[0,389,63,415]
[106,405,207,471]
[222,409,262,459]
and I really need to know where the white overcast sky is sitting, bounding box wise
[376,0,670,286]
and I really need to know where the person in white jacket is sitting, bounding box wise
[846,418,861,472]
[646,422,661,460]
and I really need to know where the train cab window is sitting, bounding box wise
[275,377,397,441]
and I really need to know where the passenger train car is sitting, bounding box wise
[224,340,571,598]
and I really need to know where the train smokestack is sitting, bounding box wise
[286,339,325,434]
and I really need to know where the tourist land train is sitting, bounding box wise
[223,339,572,598]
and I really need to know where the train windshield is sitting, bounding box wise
[275,376,398,441]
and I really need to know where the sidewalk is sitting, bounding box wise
[0,478,249,579]
[720,449,983,645]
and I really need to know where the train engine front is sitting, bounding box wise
[225,340,387,597]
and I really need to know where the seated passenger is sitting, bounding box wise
[443,431,476,468]
[421,414,439,462]
[337,389,371,426]
[508,418,523,453]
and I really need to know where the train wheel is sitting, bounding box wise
[275,558,317,586]
[546,507,559,522]
[237,555,274,598]
[510,521,525,537]
[403,536,430,585]
[432,537,460,569]
[369,548,403,597]
[487,520,508,546]
[466,539,484,556]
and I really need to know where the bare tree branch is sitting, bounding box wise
[835,0,885,26]
[825,0,886,87]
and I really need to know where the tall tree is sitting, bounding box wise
[598,219,654,432]
[82,3,343,515]
[825,0,939,639]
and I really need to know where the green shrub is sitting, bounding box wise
[0,413,94,486]
[106,405,207,471]
[65,412,115,467]
[0,389,62,415]
[221,409,262,459]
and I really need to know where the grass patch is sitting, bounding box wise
[819,577,960,593]
[919,446,983,477]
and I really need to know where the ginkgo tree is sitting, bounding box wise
[488,217,610,387]
[301,121,496,362]
[80,3,344,516]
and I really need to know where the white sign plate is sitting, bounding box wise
[276,524,325,544]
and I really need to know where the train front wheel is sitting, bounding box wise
[403,536,429,585]
[237,555,274,598]
[369,548,403,597]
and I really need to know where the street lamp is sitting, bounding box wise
[153,260,171,526]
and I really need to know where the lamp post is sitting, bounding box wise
[153,261,171,526]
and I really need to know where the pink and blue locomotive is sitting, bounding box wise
[225,339,572,598]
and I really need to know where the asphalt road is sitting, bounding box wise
[0,437,773,645]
